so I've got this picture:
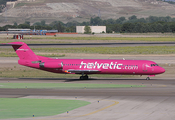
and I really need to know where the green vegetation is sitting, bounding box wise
[1,16,175,33]
[0,98,90,119]
[84,26,91,34]
[0,51,65,57]
[0,39,71,44]
[1,45,175,57]
[0,52,17,57]
[31,46,175,54]
[15,3,28,7]
[0,83,145,89]
[31,37,175,41]
[1,36,175,42]
[19,45,175,54]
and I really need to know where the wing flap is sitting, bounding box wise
[64,69,100,74]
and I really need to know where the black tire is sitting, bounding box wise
[80,76,83,80]
[84,75,88,80]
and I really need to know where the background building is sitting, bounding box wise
[76,26,106,33]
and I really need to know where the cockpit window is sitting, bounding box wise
[151,64,159,67]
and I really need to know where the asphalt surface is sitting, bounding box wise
[0,78,174,97]
[0,53,175,120]
[0,78,175,120]
[0,76,175,94]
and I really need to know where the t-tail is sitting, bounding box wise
[3,42,50,68]
[7,42,38,60]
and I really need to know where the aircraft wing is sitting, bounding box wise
[64,69,100,74]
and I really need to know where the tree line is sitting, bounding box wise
[1,15,175,33]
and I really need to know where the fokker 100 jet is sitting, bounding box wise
[2,42,165,80]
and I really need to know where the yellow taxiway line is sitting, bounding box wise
[37,100,119,120]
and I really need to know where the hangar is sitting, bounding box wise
[76,26,106,33]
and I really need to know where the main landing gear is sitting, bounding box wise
[80,74,89,80]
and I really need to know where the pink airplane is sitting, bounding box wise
[3,42,165,80]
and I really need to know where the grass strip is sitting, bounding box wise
[33,46,174,54]
[1,46,175,57]
[0,83,145,89]
[21,37,175,41]
[31,45,175,54]
[0,37,175,42]
[0,40,71,44]
[0,98,90,119]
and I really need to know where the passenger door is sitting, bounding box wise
[142,64,147,72]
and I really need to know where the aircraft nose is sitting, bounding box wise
[159,67,165,74]
[154,67,165,74]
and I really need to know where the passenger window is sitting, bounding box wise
[32,60,41,63]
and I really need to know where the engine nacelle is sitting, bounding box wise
[39,62,63,69]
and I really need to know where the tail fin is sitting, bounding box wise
[3,42,38,60]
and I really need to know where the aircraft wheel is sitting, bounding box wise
[80,76,84,80]
[84,75,89,80]
[146,77,150,80]
[80,75,89,80]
